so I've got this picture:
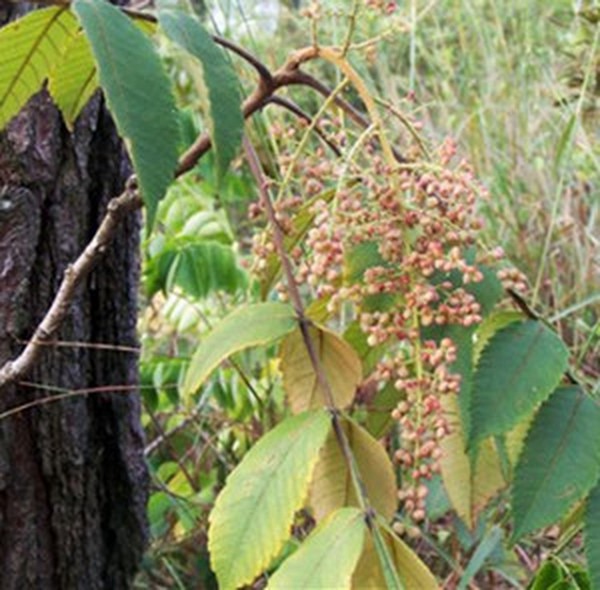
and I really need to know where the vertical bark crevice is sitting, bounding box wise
[0,83,149,589]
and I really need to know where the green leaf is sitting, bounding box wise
[280,325,363,413]
[0,7,79,129]
[183,302,297,398]
[158,9,243,182]
[267,507,365,590]
[529,561,564,590]
[458,526,503,590]
[73,0,180,229]
[585,478,600,590]
[469,320,569,447]
[48,17,155,129]
[209,409,332,590]
[512,386,600,541]
[309,417,397,522]
[473,310,523,364]
[167,241,247,299]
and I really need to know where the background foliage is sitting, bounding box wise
[135,1,598,588]
[0,0,598,588]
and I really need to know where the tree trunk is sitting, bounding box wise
[0,8,148,587]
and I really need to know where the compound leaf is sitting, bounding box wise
[0,7,79,129]
[159,9,243,182]
[512,386,600,541]
[267,507,365,590]
[209,409,332,590]
[73,0,180,229]
[183,302,297,398]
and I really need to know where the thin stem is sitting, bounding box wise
[277,77,350,200]
[341,0,360,57]
[333,122,375,210]
[374,95,432,160]
[0,384,138,421]
[317,46,397,170]
[264,95,342,157]
[243,135,375,515]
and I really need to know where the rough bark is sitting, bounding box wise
[0,20,148,589]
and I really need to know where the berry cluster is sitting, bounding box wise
[250,125,525,525]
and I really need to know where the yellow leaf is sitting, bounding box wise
[505,415,532,466]
[209,409,332,590]
[439,395,505,527]
[0,7,79,129]
[353,527,439,589]
[268,508,365,590]
[280,325,362,414]
[310,417,397,522]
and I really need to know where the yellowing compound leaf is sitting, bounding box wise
[310,417,397,522]
[209,409,332,590]
[353,525,439,589]
[268,507,365,590]
[439,394,505,527]
[183,302,297,399]
[0,7,79,129]
[280,325,362,414]
[49,17,155,129]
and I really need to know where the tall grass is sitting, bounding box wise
[367,0,598,377]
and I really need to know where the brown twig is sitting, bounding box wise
[0,187,142,389]
[0,34,408,392]
[265,95,342,157]
[0,43,308,391]
[213,35,273,84]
